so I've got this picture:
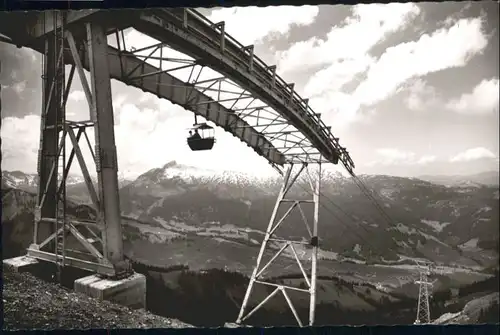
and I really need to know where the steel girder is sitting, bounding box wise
[1,9,355,174]
[131,8,355,172]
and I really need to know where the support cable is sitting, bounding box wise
[351,175,395,226]
[293,179,401,261]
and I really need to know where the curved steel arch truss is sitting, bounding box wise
[129,8,354,172]
[0,8,356,327]
[0,8,354,173]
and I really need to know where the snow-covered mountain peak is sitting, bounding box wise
[2,170,130,190]
[138,160,277,186]
[322,170,346,182]
[2,171,38,189]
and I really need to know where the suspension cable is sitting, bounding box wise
[289,168,402,260]
[350,174,396,227]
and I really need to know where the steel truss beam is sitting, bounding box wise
[236,163,322,327]
[87,31,284,169]
[107,29,331,168]
[132,8,354,172]
[0,9,355,173]
[29,19,130,278]
[0,11,355,173]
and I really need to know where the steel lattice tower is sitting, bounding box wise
[29,13,132,278]
[236,163,322,327]
[414,262,433,324]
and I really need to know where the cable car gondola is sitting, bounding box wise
[187,120,216,151]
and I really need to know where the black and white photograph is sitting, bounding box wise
[1,2,499,330]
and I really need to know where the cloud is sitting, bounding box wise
[450,147,497,162]
[281,5,489,129]
[303,55,373,97]
[417,155,437,165]
[113,94,127,111]
[367,148,436,166]
[406,77,499,115]
[12,81,27,94]
[405,79,440,112]
[309,92,362,128]
[277,3,420,76]
[376,148,416,164]
[354,16,488,107]
[1,115,40,173]
[207,6,319,46]
[281,4,421,129]
[446,78,499,115]
[68,90,86,102]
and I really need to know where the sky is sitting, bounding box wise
[1,2,499,179]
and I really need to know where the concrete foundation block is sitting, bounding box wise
[3,255,40,273]
[225,322,252,328]
[74,272,146,309]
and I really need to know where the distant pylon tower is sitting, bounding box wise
[414,261,433,324]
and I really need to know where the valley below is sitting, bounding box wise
[2,163,499,327]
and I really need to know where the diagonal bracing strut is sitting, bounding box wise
[236,162,322,326]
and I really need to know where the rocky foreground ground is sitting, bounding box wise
[2,268,193,330]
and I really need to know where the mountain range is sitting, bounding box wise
[3,162,499,275]
[2,162,499,325]
[418,171,499,188]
